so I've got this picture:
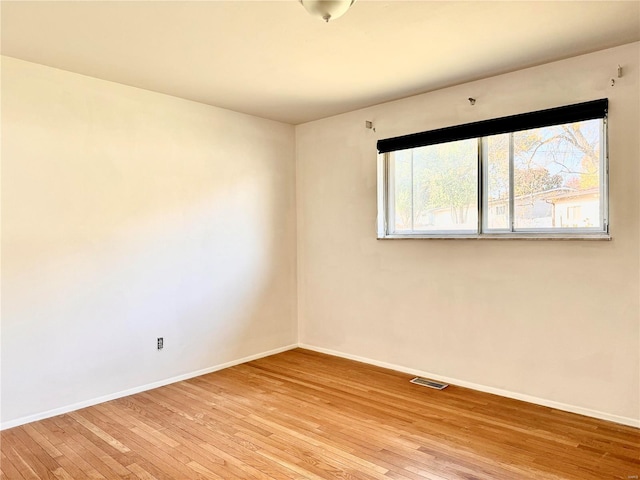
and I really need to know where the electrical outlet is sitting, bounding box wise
[157,337,163,350]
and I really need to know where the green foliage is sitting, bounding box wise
[391,120,601,229]
[414,141,476,224]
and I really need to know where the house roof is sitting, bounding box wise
[546,187,600,203]
[486,187,600,205]
[2,1,639,124]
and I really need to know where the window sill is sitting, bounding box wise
[377,233,611,241]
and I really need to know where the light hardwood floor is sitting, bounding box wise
[1,348,638,479]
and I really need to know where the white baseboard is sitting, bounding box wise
[298,343,640,429]
[0,344,298,431]
[4,343,637,430]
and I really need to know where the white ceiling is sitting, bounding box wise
[2,1,639,124]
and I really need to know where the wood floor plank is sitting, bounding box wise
[2,348,638,479]
[3,447,40,480]
[126,463,161,480]
[0,449,28,480]
[30,422,106,480]
[1,430,60,479]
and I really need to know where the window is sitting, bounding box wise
[377,99,609,239]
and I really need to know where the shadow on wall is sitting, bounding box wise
[2,173,294,423]
[1,57,296,424]
[2,173,293,422]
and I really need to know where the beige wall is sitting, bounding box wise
[296,43,640,425]
[1,57,297,426]
[2,43,639,429]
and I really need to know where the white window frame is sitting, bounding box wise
[377,117,609,240]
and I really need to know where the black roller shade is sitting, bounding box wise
[377,99,608,154]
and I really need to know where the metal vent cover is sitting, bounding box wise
[410,377,449,390]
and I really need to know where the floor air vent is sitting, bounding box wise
[410,377,449,390]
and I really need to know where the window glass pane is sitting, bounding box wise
[513,119,601,230]
[381,116,605,238]
[391,150,413,232]
[411,139,478,232]
[486,133,510,229]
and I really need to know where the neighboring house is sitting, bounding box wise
[550,188,600,228]
[423,187,600,230]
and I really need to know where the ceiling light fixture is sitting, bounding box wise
[299,0,356,23]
